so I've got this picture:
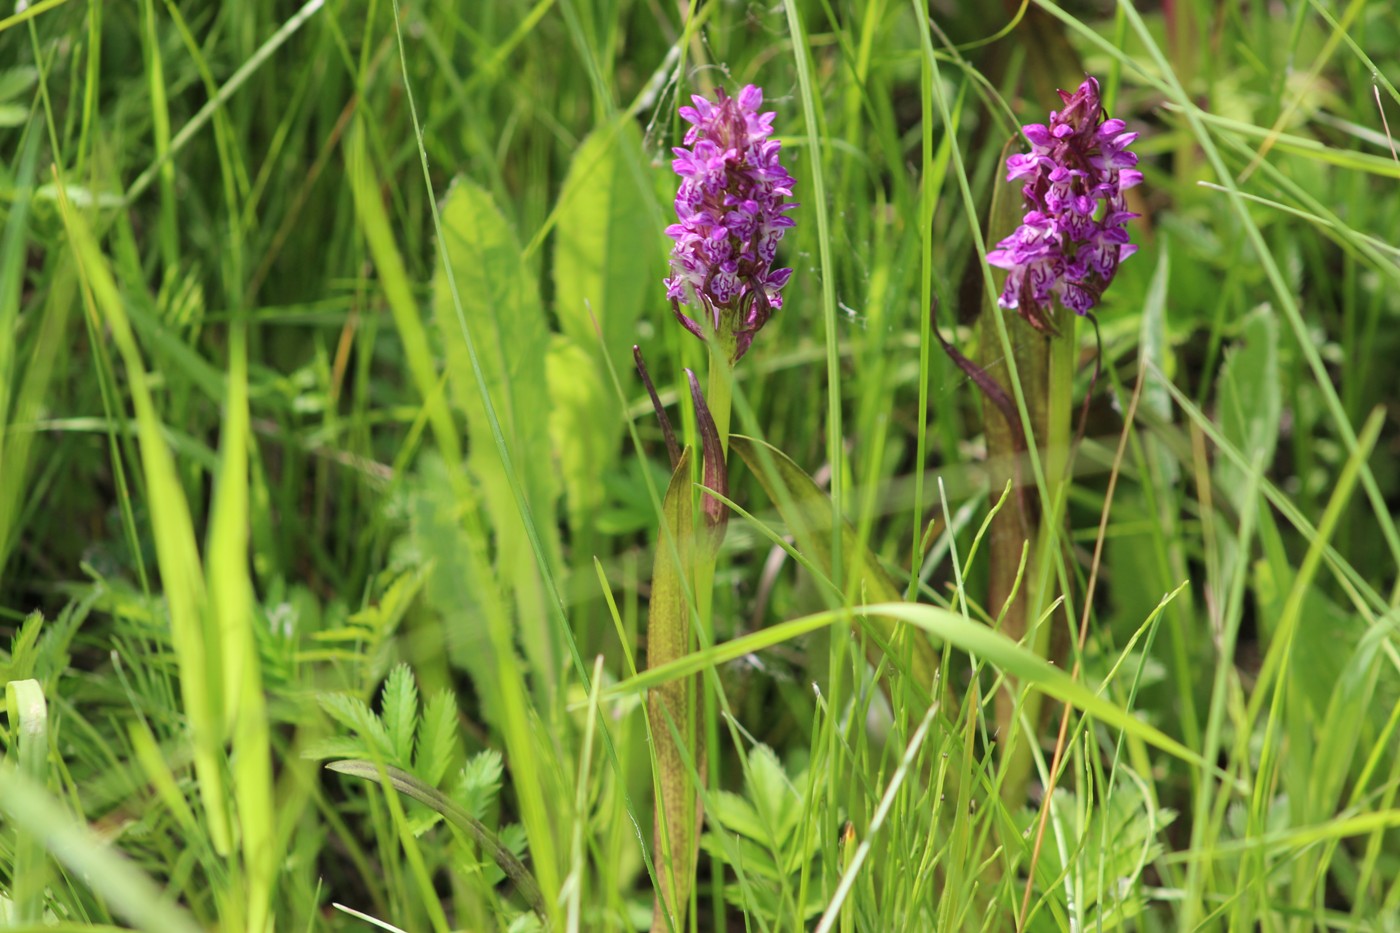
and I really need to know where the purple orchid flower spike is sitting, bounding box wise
[665,85,797,362]
[987,76,1141,331]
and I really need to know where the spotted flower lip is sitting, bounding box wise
[664,84,797,361]
[988,76,1140,330]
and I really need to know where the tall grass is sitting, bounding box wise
[1,1,1398,930]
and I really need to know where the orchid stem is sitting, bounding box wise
[694,340,732,929]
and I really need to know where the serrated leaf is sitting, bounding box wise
[744,744,792,847]
[700,834,782,881]
[456,748,505,820]
[434,177,561,691]
[318,693,394,761]
[416,689,459,786]
[381,664,419,766]
[707,790,766,841]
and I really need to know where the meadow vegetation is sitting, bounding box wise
[1,1,1399,930]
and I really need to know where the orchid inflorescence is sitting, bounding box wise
[664,85,797,362]
[987,76,1141,330]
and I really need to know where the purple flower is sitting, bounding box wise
[989,77,1140,330]
[664,85,797,361]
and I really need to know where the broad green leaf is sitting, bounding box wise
[205,317,274,933]
[648,447,700,931]
[348,125,462,469]
[729,435,940,693]
[550,121,655,531]
[1215,305,1280,596]
[546,335,612,530]
[434,177,561,692]
[552,119,654,365]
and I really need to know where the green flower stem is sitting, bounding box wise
[707,334,735,456]
[694,338,733,928]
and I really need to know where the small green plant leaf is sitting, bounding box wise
[745,744,793,845]
[317,693,394,762]
[416,689,460,786]
[456,748,506,821]
[381,663,419,766]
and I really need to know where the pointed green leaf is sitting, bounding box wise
[648,447,700,930]
[612,599,1205,770]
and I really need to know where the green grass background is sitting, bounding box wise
[1,0,1399,930]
